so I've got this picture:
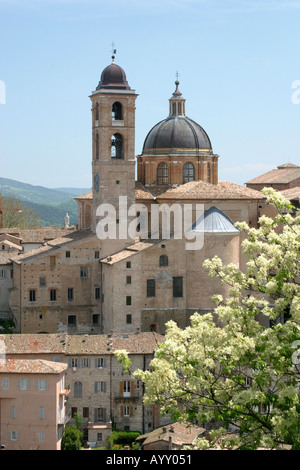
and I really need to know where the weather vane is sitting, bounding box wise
[111,42,117,63]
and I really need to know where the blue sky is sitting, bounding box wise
[0,0,299,189]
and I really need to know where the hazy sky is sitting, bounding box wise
[1,0,299,189]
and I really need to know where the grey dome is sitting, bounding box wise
[142,115,212,154]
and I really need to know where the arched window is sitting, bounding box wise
[183,162,195,183]
[111,133,123,158]
[207,163,211,183]
[95,133,99,160]
[159,255,168,267]
[74,381,82,398]
[95,103,99,121]
[112,102,123,121]
[157,163,168,185]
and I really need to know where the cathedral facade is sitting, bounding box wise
[9,56,265,336]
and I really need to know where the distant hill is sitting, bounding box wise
[0,177,91,227]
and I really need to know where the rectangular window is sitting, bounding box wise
[126,296,131,306]
[173,277,183,298]
[18,378,30,391]
[50,256,56,267]
[95,251,100,259]
[97,433,103,441]
[11,406,17,419]
[83,407,89,419]
[2,377,9,390]
[81,358,90,368]
[95,358,106,369]
[71,407,78,418]
[66,251,70,258]
[38,432,44,442]
[50,289,57,301]
[68,315,76,326]
[39,407,45,419]
[9,431,19,441]
[29,289,36,302]
[124,406,130,417]
[126,276,131,285]
[67,288,74,301]
[40,277,46,287]
[0,269,6,279]
[126,261,131,269]
[95,408,106,423]
[126,314,132,324]
[80,267,88,279]
[94,381,106,393]
[95,287,100,299]
[36,378,48,391]
[147,279,155,297]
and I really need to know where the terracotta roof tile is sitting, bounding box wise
[0,332,164,356]
[12,230,95,264]
[246,164,300,185]
[65,332,164,355]
[0,358,68,374]
[0,333,68,354]
[280,187,300,200]
[0,227,77,244]
[156,181,264,200]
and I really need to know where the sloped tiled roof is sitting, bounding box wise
[280,187,300,201]
[0,332,164,356]
[138,421,205,447]
[0,333,68,354]
[12,230,95,264]
[100,239,162,265]
[65,332,164,355]
[156,181,264,200]
[0,358,68,374]
[246,163,300,185]
[0,227,77,244]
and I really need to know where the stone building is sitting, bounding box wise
[0,332,167,446]
[4,54,267,336]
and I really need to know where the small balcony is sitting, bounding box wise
[58,412,71,425]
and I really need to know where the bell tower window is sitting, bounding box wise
[112,102,123,121]
[111,133,123,159]
[157,163,168,185]
[95,103,99,124]
[183,162,194,183]
[95,133,99,160]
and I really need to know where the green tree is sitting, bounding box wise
[116,188,300,450]
[61,413,83,450]
[1,192,41,228]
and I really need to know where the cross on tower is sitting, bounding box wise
[111,42,117,62]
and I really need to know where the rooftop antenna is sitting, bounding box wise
[111,42,117,63]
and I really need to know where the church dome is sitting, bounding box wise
[142,80,212,154]
[96,61,131,90]
[143,115,212,154]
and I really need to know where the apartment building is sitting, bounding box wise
[0,358,69,450]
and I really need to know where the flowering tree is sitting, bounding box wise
[116,189,300,449]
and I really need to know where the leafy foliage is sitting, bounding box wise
[116,188,300,450]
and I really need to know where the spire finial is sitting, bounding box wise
[175,70,180,85]
[111,42,117,63]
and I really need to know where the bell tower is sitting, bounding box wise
[90,52,138,255]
